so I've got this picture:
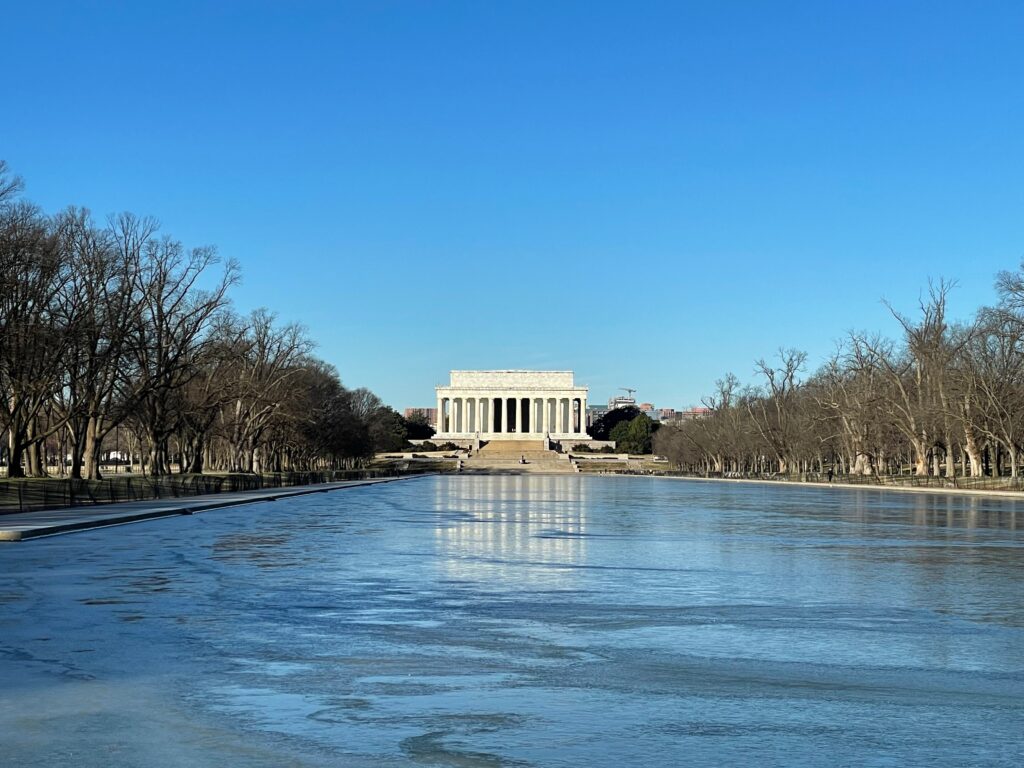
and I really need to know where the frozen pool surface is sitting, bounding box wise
[1,475,1023,766]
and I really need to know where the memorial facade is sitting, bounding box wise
[433,370,590,440]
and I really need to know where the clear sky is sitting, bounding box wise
[3,1,1022,410]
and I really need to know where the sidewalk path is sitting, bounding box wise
[0,476,421,541]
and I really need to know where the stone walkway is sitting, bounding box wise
[0,477,417,541]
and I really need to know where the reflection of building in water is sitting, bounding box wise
[432,476,589,586]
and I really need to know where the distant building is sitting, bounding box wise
[678,407,711,420]
[607,395,636,410]
[637,402,658,419]
[589,395,711,425]
[404,407,438,424]
[586,405,609,427]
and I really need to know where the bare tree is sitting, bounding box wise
[223,309,314,473]
[55,209,147,479]
[0,160,23,206]
[0,202,75,476]
[0,161,395,478]
[883,281,959,476]
[814,340,888,475]
[747,349,807,474]
[175,312,248,473]
[962,309,1024,475]
[129,235,237,475]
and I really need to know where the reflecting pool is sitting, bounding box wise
[1,475,1023,766]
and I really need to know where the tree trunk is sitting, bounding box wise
[27,441,44,477]
[67,421,86,479]
[852,452,873,475]
[82,416,104,480]
[188,436,205,474]
[7,431,26,479]
[24,418,45,477]
[148,432,170,476]
[911,437,928,475]
[963,426,983,478]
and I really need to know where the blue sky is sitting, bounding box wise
[3,1,1023,409]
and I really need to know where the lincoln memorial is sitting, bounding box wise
[433,370,590,440]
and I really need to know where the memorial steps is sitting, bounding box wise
[460,440,579,474]
[478,439,547,455]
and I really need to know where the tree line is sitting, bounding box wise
[655,270,1024,479]
[0,161,423,479]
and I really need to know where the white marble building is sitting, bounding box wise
[434,370,590,440]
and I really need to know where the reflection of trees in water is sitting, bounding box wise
[780,488,1022,532]
[907,493,1021,532]
[432,476,589,585]
[806,490,1024,628]
[866,491,1022,532]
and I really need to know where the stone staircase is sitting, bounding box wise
[460,440,579,474]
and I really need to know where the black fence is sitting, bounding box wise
[0,467,435,515]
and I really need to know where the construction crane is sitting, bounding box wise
[620,387,636,398]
